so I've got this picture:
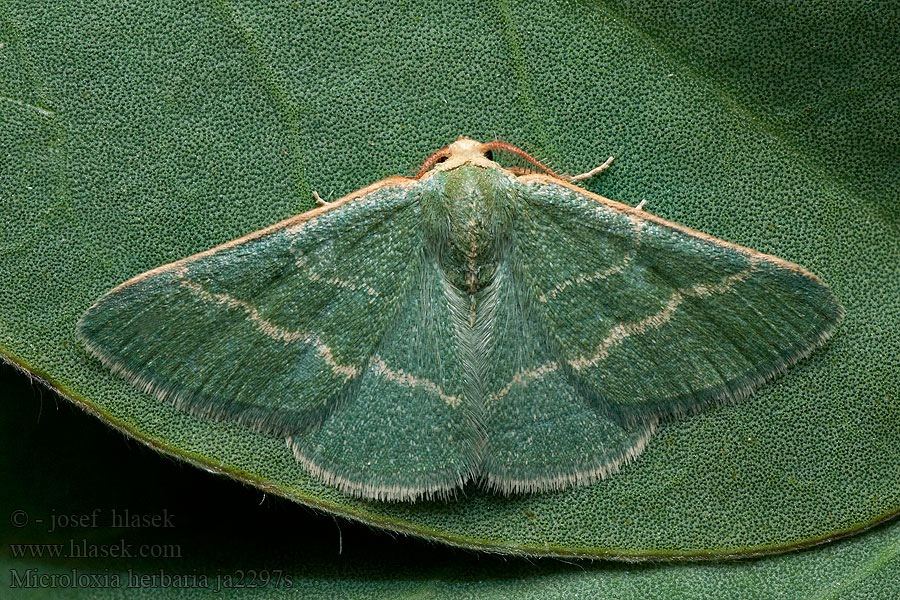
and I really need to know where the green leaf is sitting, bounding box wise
[3,368,900,598]
[1,0,898,594]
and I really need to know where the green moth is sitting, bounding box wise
[78,137,842,502]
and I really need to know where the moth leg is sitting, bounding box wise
[634,199,647,210]
[312,190,334,206]
[570,155,614,182]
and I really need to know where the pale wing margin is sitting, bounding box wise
[78,177,421,436]
[513,175,843,424]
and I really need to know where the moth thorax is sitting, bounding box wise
[420,166,514,294]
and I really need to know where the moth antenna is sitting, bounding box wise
[483,140,565,179]
[501,135,539,156]
[413,145,451,179]
[513,139,550,164]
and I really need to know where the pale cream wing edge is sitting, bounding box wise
[517,174,825,282]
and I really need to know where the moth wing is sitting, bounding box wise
[289,254,481,501]
[511,175,842,426]
[78,178,422,436]
[479,257,657,494]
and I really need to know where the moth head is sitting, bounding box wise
[414,137,496,179]
[414,136,564,180]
